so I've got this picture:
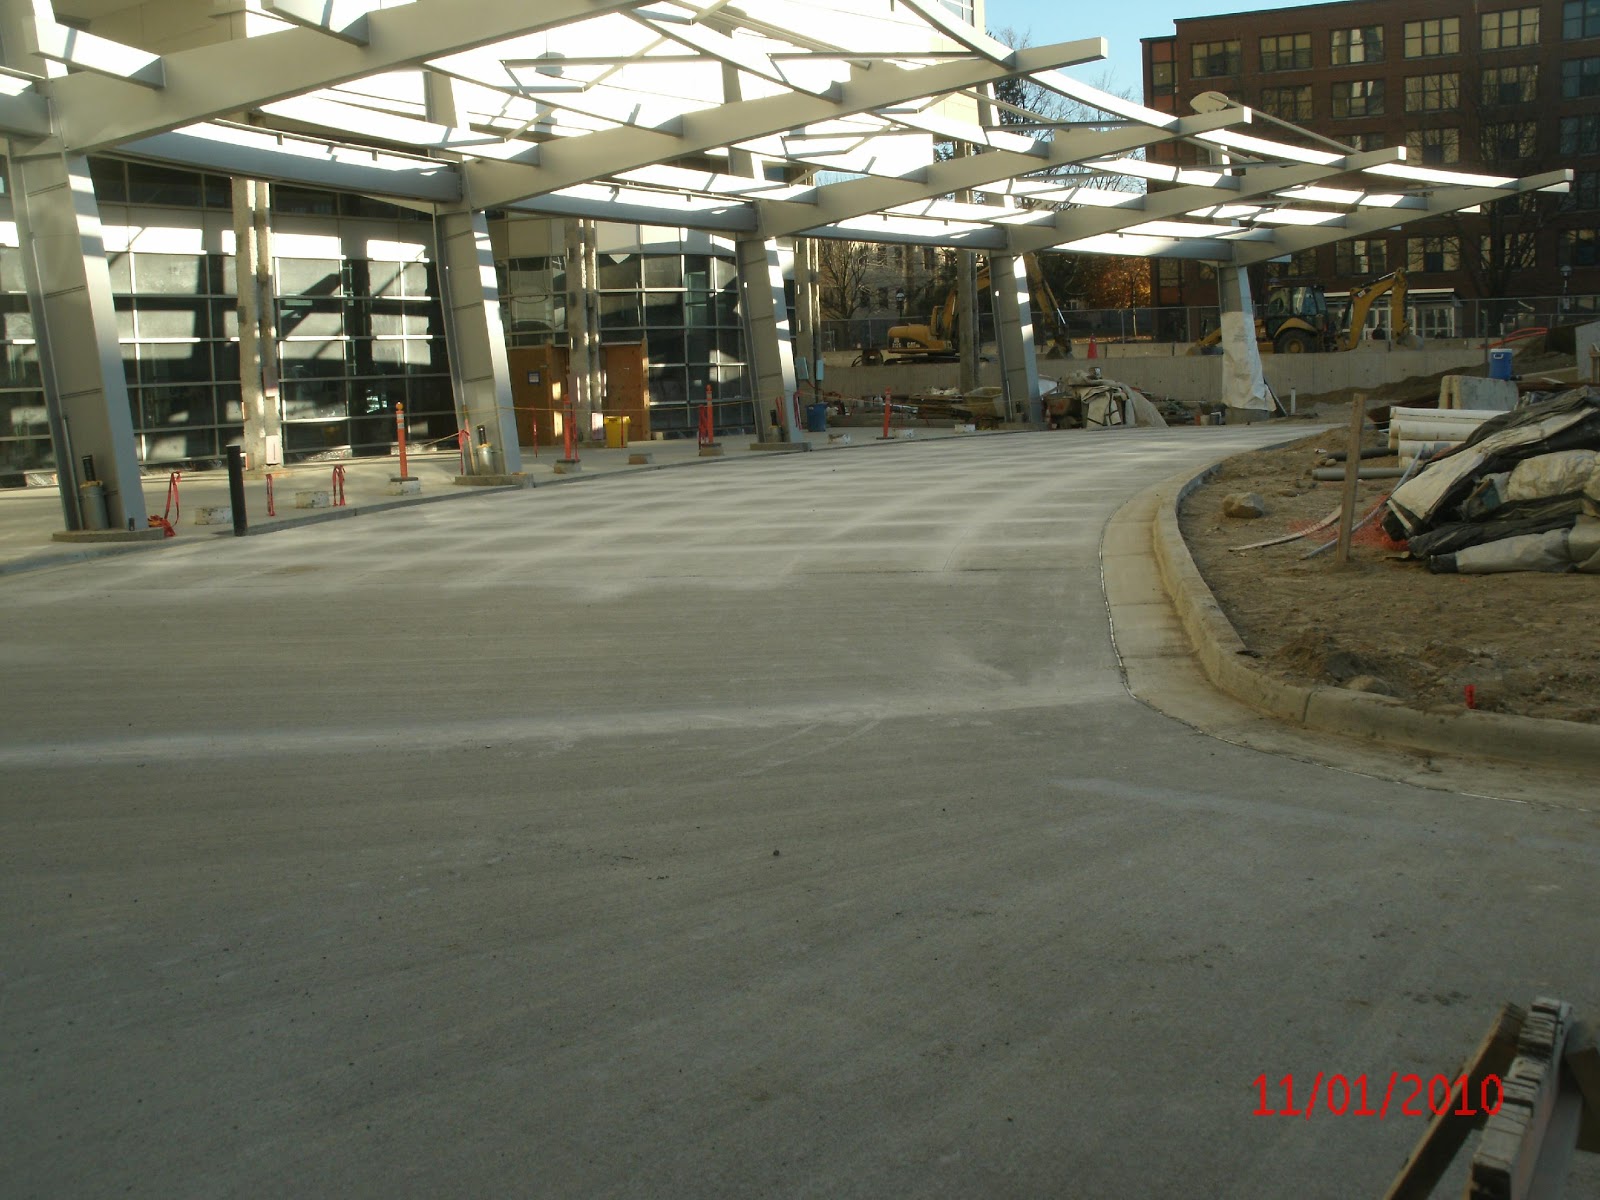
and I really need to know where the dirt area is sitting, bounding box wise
[1178,385,1600,725]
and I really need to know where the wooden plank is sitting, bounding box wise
[1382,1003,1525,1200]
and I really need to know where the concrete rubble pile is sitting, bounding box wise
[1380,387,1600,574]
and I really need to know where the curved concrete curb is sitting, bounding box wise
[1150,463,1600,772]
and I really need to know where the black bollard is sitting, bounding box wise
[227,446,248,537]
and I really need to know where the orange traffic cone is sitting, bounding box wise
[1087,335,1098,359]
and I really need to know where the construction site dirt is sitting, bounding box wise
[1178,416,1600,726]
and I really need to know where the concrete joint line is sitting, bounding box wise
[1147,463,1600,772]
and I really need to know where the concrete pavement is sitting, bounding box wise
[2,428,1596,1197]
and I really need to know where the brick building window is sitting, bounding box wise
[1331,78,1385,117]
[1404,18,1460,58]
[1561,227,1600,266]
[1331,25,1384,64]
[1150,40,1176,103]
[1479,232,1536,262]
[1482,7,1541,49]
[1191,40,1242,78]
[1407,236,1461,272]
[1334,239,1389,276]
[1561,56,1600,96]
[1560,113,1600,153]
[1406,127,1461,165]
[1565,1,1600,39]
[1259,85,1314,120]
[1342,131,1388,151]
[1265,249,1319,279]
[1481,121,1539,161]
[1259,33,1312,72]
[1565,170,1600,210]
[1404,73,1460,111]
[1481,64,1539,104]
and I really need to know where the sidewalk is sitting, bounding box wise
[0,425,970,576]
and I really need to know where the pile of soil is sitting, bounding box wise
[1177,417,1600,724]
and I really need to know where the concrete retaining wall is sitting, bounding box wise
[821,345,1490,406]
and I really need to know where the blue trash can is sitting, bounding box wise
[1488,349,1513,380]
[806,402,829,433]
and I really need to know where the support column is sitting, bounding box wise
[957,249,980,395]
[795,237,818,398]
[234,178,283,474]
[565,218,593,437]
[8,141,147,531]
[435,208,522,475]
[583,221,602,429]
[1218,265,1273,418]
[426,70,521,476]
[990,254,1042,425]
[735,235,799,442]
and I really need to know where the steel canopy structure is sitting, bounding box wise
[0,0,1572,531]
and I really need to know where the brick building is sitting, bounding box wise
[1142,0,1600,336]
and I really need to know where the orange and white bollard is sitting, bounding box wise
[880,388,893,439]
[1087,335,1098,359]
[699,385,715,446]
[396,401,408,478]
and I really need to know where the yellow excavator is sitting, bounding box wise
[883,255,1074,360]
[1189,268,1412,355]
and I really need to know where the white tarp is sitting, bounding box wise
[1219,310,1273,412]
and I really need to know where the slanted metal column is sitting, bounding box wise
[7,141,146,531]
[1218,265,1273,416]
[990,254,1042,425]
[735,235,799,442]
[234,178,283,474]
[435,208,521,474]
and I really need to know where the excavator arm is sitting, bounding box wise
[1339,268,1412,350]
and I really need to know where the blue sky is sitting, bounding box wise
[980,0,1332,98]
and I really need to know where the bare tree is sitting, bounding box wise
[815,240,873,322]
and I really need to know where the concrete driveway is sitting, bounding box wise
[3,429,1595,1197]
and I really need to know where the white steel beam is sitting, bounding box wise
[120,123,462,202]
[465,38,1106,207]
[1233,169,1573,265]
[28,7,165,88]
[44,0,654,152]
[260,0,373,46]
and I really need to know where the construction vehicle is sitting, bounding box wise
[1334,268,1415,349]
[1188,268,1412,355]
[883,255,1074,360]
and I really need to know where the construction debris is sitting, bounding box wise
[1382,387,1600,574]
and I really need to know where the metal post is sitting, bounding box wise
[396,401,409,478]
[227,446,248,537]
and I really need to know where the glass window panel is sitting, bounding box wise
[646,329,685,363]
[279,341,351,380]
[642,293,685,327]
[135,300,210,340]
[106,252,132,294]
[136,344,213,385]
[127,162,205,206]
[277,299,344,338]
[647,364,687,406]
[0,343,41,389]
[212,341,239,381]
[141,429,217,464]
[215,385,242,423]
[205,254,237,297]
[211,302,239,340]
[0,247,30,294]
[684,255,711,291]
[276,259,343,297]
[643,255,683,288]
[0,391,51,438]
[88,157,127,203]
[0,293,34,342]
[405,376,455,417]
[282,379,350,421]
[283,421,349,458]
[272,186,338,216]
[711,257,737,289]
[597,253,641,290]
[684,329,713,364]
[138,385,217,428]
[508,295,563,338]
[599,294,641,328]
[716,329,744,361]
[369,261,406,298]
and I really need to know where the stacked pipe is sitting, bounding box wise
[1388,407,1502,465]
